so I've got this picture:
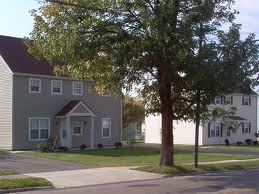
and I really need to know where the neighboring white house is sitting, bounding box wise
[144,92,258,145]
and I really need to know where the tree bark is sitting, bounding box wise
[194,89,201,168]
[158,72,174,166]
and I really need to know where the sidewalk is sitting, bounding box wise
[186,158,259,165]
[24,167,163,189]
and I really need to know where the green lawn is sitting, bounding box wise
[0,169,17,176]
[0,178,51,190]
[21,147,258,167]
[136,160,259,175]
[202,145,259,151]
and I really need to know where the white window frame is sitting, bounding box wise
[29,78,41,93]
[214,96,221,104]
[51,80,62,95]
[244,122,250,133]
[225,95,232,105]
[72,119,83,136]
[210,122,221,137]
[29,117,50,141]
[73,82,83,96]
[243,97,250,106]
[102,118,111,138]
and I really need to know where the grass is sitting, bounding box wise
[0,178,51,190]
[21,147,258,167]
[203,145,259,151]
[136,160,259,175]
[0,169,17,176]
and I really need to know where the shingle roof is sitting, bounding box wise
[225,116,246,121]
[0,35,55,76]
[56,100,81,116]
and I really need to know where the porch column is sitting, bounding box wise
[91,116,94,148]
[66,116,72,148]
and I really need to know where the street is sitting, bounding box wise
[19,168,259,194]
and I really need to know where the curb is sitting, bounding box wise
[0,185,53,193]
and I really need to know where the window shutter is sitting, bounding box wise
[242,97,244,106]
[221,123,223,137]
[231,96,233,105]
[208,123,210,138]
[242,123,244,133]
[249,123,251,133]
[221,96,225,105]
[249,98,251,106]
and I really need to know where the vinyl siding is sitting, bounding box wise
[0,56,13,149]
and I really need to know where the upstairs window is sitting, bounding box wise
[242,97,251,106]
[102,118,111,138]
[29,78,41,93]
[73,82,83,96]
[51,80,62,95]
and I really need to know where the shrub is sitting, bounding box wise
[37,143,49,152]
[57,146,69,151]
[253,141,258,145]
[236,141,243,146]
[245,139,253,145]
[114,142,122,149]
[97,143,104,149]
[224,138,230,146]
[80,144,87,150]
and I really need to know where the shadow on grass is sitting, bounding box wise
[49,147,193,157]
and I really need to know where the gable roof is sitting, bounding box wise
[0,35,55,76]
[56,100,96,117]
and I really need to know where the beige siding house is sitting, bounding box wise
[144,93,258,146]
[0,35,122,150]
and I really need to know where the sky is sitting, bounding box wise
[0,0,258,38]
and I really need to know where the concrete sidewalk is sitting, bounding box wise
[186,158,259,165]
[24,167,163,189]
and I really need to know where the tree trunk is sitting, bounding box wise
[158,75,174,166]
[194,89,201,168]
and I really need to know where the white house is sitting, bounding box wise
[144,91,258,145]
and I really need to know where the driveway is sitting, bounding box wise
[0,152,92,174]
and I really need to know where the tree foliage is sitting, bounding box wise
[28,0,259,166]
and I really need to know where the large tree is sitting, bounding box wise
[28,0,258,166]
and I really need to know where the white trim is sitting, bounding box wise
[51,80,62,95]
[28,117,50,141]
[0,54,13,75]
[29,78,41,94]
[73,81,83,96]
[101,118,112,138]
[91,117,94,148]
[70,113,95,117]
[66,101,96,117]
[14,72,93,82]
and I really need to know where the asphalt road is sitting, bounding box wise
[19,168,259,194]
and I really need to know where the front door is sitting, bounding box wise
[60,118,71,148]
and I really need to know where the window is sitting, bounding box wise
[51,80,62,94]
[29,78,41,93]
[242,97,250,106]
[214,96,221,104]
[73,82,83,96]
[72,120,82,135]
[102,118,111,138]
[209,122,221,137]
[243,122,251,133]
[29,118,50,140]
[225,96,232,105]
